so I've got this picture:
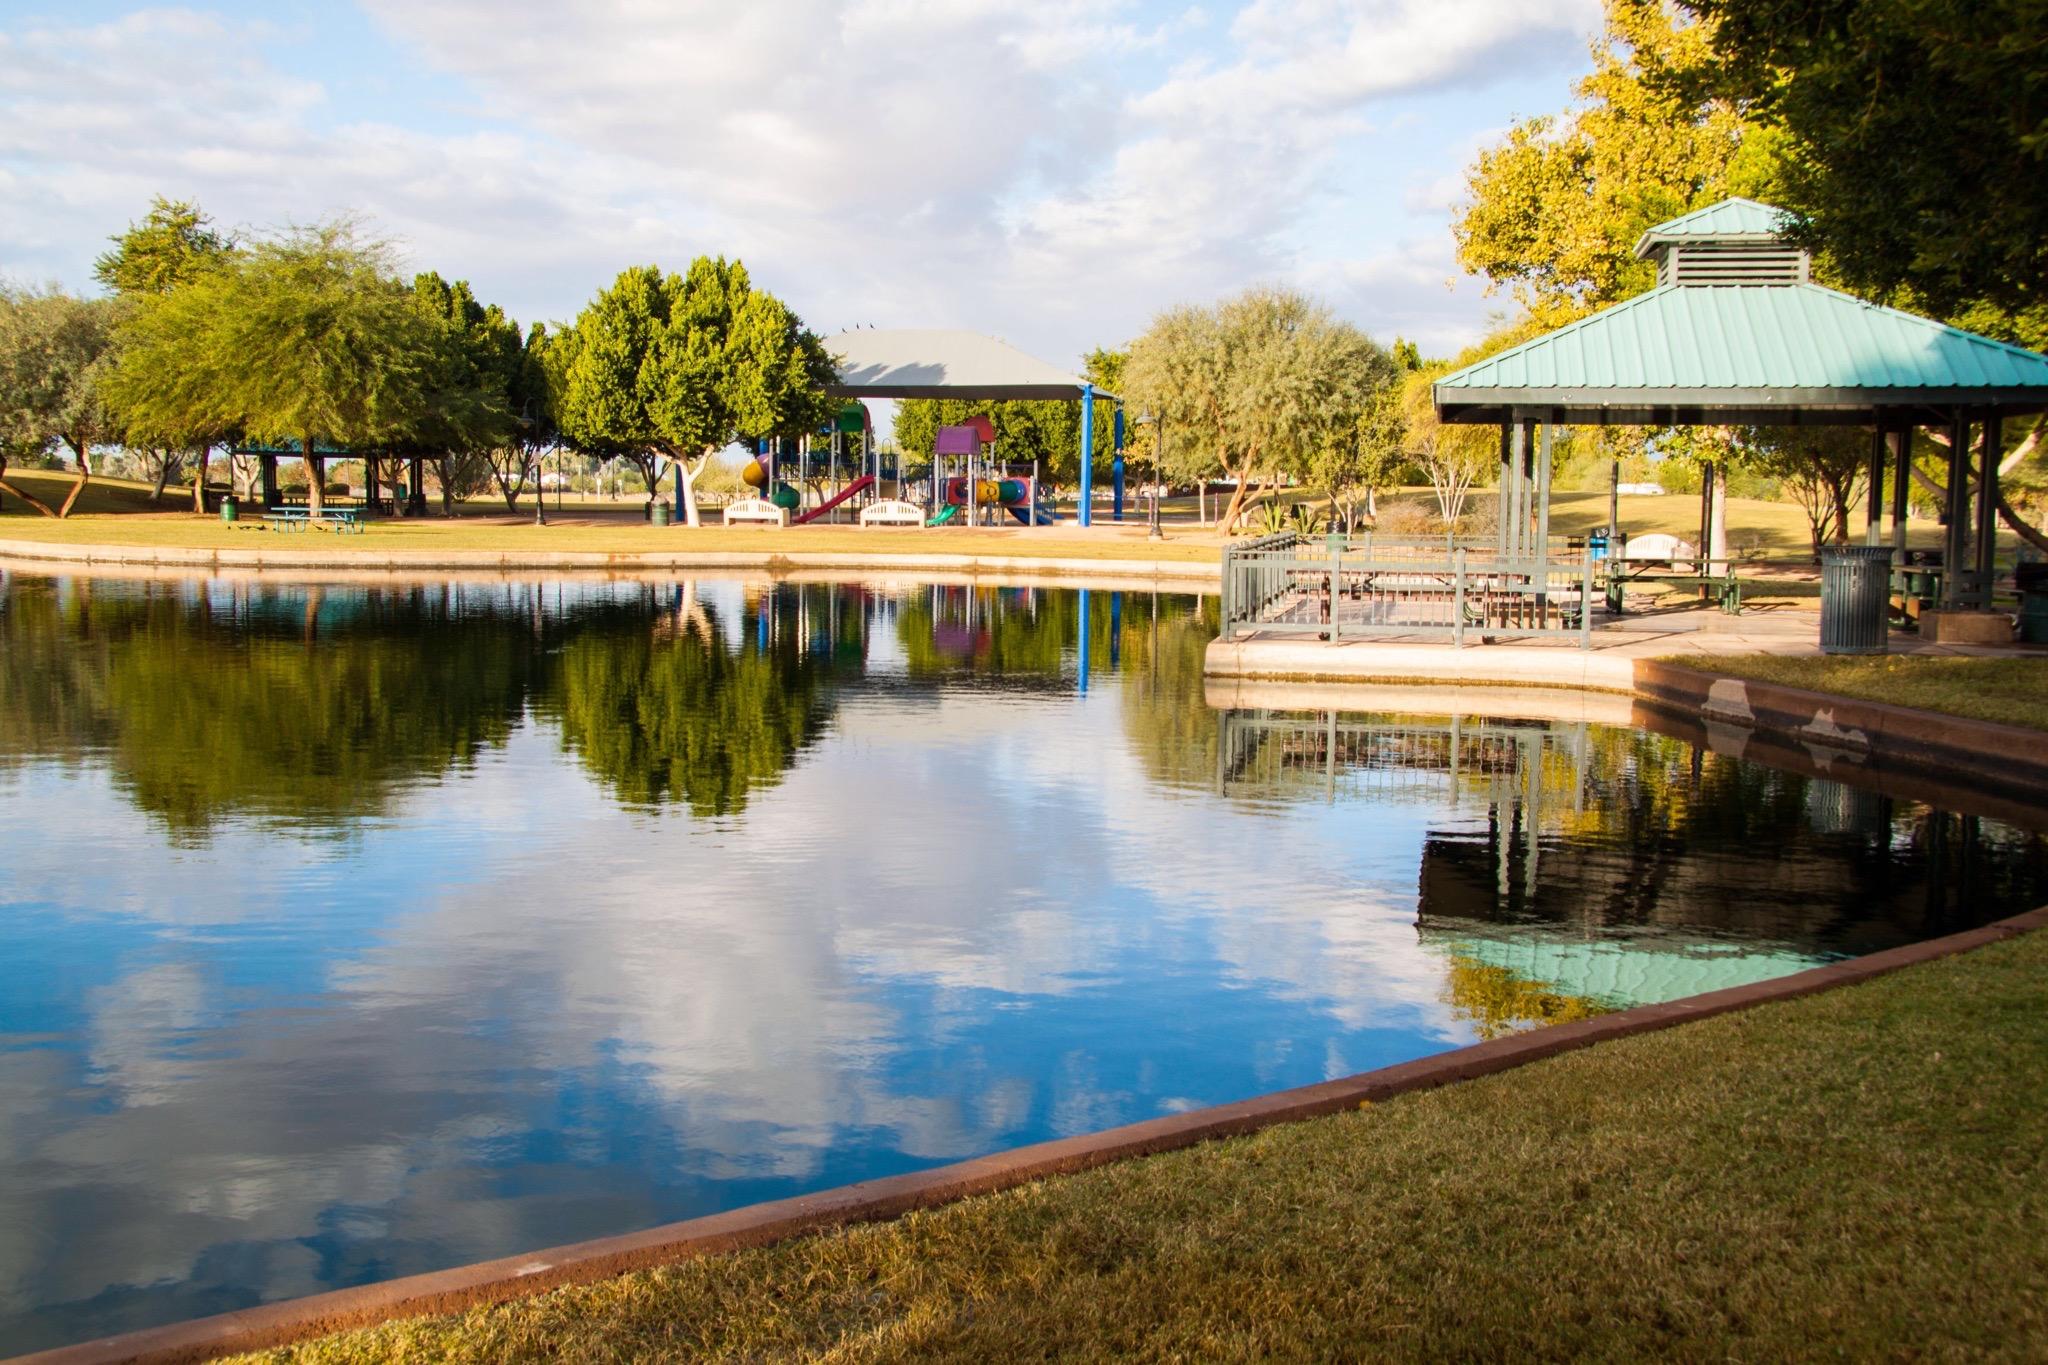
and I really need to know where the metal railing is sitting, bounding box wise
[1221,533,1598,648]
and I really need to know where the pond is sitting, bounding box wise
[0,570,2042,1353]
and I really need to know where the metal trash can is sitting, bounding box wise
[651,500,671,527]
[1820,544,1894,654]
[2017,563,2048,645]
[219,496,238,525]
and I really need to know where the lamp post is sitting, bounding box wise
[524,401,546,527]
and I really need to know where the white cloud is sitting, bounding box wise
[0,1,1600,381]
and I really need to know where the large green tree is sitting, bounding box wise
[559,259,834,526]
[0,287,123,518]
[1124,286,1391,532]
[107,219,442,517]
[1685,0,2047,332]
[1739,425,1871,557]
[403,272,520,514]
[1304,340,1411,532]
[93,197,239,510]
[1455,0,1773,328]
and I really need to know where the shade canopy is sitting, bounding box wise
[824,328,1113,401]
[1434,198,2048,426]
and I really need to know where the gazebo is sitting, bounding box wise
[1433,197,2048,622]
[823,329,1125,525]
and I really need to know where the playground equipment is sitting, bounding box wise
[732,401,885,526]
[925,417,1057,527]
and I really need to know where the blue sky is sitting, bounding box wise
[0,1,1604,365]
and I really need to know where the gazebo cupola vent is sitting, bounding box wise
[1634,197,1810,287]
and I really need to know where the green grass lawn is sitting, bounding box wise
[1668,653,2048,731]
[233,926,2048,1363]
[0,472,1224,563]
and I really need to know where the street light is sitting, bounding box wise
[526,402,546,528]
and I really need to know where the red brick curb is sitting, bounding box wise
[1633,660,2048,799]
[18,903,2046,1365]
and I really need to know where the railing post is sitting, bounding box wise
[1221,547,1235,633]
[1453,547,1467,649]
[1328,548,1341,641]
[1580,549,1593,650]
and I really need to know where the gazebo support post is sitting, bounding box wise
[1506,419,1527,561]
[1943,409,1969,610]
[1974,412,2001,609]
[1865,417,1886,546]
[409,455,426,516]
[1519,419,1537,563]
[259,453,278,508]
[1698,460,1714,585]
[1889,423,1911,559]
[1078,384,1095,528]
[1535,421,1553,561]
[366,456,381,514]
[1709,462,1727,577]
[1496,422,1512,562]
[1111,405,1125,522]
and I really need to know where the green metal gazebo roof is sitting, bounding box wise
[1629,196,1789,254]
[1435,197,2048,426]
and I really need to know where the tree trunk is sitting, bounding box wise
[679,451,709,527]
[151,451,173,504]
[1997,486,2048,556]
[1218,473,1257,534]
[306,443,325,517]
[191,443,209,513]
[56,436,92,518]
[0,451,58,516]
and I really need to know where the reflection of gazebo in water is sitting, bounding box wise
[230,440,428,515]
[1214,707,2003,995]
[1221,198,2048,644]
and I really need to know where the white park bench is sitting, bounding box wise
[723,498,790,527]
[859,499,928,527]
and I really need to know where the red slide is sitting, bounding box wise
[790,475,876,525]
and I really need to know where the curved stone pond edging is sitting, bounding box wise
[19,904,2046,1365]
[1635,660,2048,802]
[0,536,1220,586]
[1204,638,2048,804]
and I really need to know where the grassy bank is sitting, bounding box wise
[1672,653,2048,731]
[234,926,2048,1363]
[0,471,1959,566]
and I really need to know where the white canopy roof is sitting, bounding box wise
[824,328,1113,401]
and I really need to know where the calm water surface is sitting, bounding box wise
[1,571,2042,1352]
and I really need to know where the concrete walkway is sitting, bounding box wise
[1204,606,2023,689]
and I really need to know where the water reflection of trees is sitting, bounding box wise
[1213,709,2048,957]
[0,574,1225,836]
[536,584,856,817]
[0,578,536,839]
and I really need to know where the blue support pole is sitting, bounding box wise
[673,461,683,523]
[1112,405,1125,522]
[1078,384,1096,528]
[1077,589,1091,693]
